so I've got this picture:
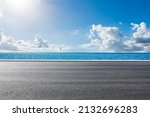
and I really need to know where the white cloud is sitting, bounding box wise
[81,39,100,51]
[82,24,124,52]
[0,30,70,52]
[0,30,18,51]
[131,22,150,43]
[33,34,49,48]
[124,22,150,51]
[0,22,150,52]
[81,22,150,52]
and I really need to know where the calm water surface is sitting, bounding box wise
[0,52,150,60]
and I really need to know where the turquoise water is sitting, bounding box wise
[0,52,150,60]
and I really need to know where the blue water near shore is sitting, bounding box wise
[0,52,150,60]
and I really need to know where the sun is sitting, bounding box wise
[5,0,33,10]
[4,0,39,17]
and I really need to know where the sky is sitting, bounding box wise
[0,0,150,52]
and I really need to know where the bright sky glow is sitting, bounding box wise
[2,0,41,20]
[5,0,33,11]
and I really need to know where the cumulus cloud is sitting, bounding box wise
[81,22,150,52]
[131,22,150,42]
[124,22,150,51]
[33,34,49,48]
[82,24,124,52]
[1,22,150,52]
[0,30,70,52]
[0,30,18,51]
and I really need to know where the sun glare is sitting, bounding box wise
[4,0,39,17]
[1,0,52,25]
[6,0,32,10]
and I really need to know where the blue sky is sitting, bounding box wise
[0,0,150,52]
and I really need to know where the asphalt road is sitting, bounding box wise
[0,61,150,100]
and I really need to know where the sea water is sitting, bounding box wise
[0,52,150,60]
